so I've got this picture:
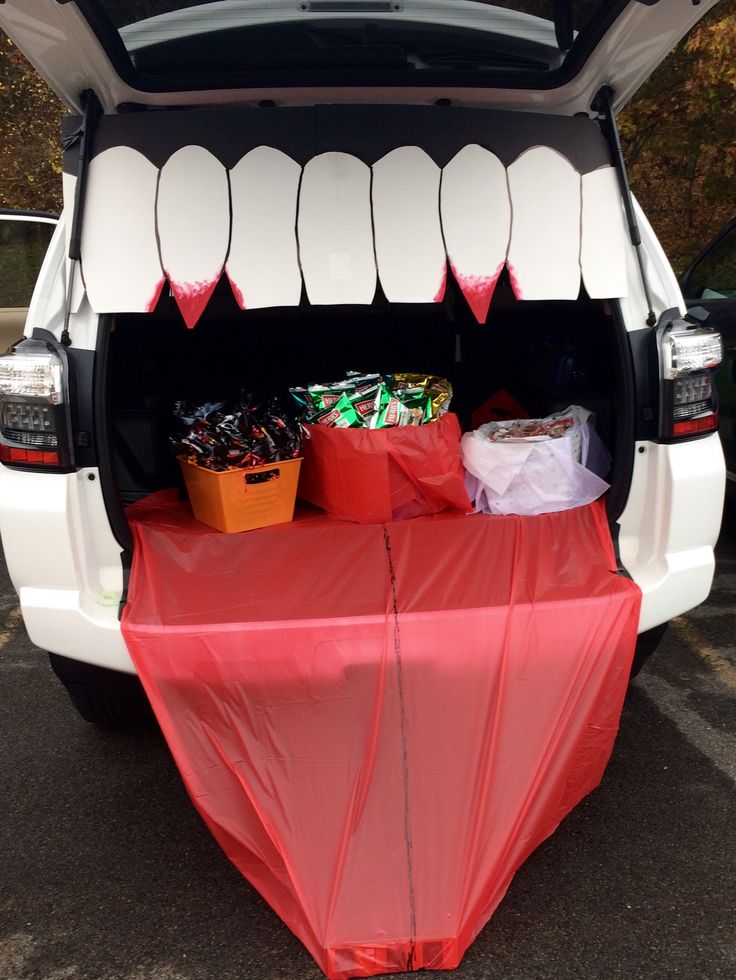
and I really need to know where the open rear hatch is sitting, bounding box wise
[0,1,723,115]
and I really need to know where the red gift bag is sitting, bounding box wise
[298,412,471,523]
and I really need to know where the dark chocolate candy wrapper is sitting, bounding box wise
[172,394,301,471]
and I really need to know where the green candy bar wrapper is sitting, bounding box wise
[346,372,381,392]
[351,384,381,423]
[308,381,356,413]
[314,393,363,428]
[370,385,403,429]
[289,386,311,416]
[293,373,451,428]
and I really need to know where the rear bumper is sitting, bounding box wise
[618,433,725,632]
[18,586,133,672]
[0,464,134,672]
[0,433,726,674]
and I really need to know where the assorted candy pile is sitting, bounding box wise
[289,372,452,428]
[171,396,302,471]
[484,414,574,442]
[170,373,451,470]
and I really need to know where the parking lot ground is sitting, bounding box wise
[1,504,735,980]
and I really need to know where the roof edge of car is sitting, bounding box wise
[0,209,60,222]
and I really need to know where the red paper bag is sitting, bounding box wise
[298,412,471,523]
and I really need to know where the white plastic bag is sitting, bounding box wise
[461,406,611,516]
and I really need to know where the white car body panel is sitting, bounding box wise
[618,435,725,633]
[0,464,132,671]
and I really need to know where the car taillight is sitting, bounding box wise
[0,339,74,471]
[659,320,722,440]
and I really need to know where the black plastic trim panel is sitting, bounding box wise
[63,104,613,177]
[93,315,134,553]
[117,549,132,622]
[66,346,97,468]
[604,302,638,524]
[627,325,660,444]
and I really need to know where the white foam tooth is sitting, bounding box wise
[372,146,446,304]
[80,147,164,315]
[507,147,581,301]
[62,171,84,313]
[297,152,376,305]
[581,167,629,299]
[226,147,302,310]
[441,145,510,323]
[157,146,230,328]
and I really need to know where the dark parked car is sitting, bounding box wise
[681,218,736,483]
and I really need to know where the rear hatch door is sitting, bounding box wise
[0,1,724,115]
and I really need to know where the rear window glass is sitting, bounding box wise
[82,1,622,85]
[99,1,604,34]
[0,218,55,309]
[688,225,736,299]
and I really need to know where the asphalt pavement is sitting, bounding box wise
[1,504,735,980]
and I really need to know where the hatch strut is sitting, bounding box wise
[553,1,573,52]
[594,85,657,328]
[60,88,103,346]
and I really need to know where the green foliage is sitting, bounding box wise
[0,218,56,306]
[0,34,64,212]
[620,0,736,275]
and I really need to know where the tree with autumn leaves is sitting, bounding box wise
[1,2,736,273]
[620,0,736,273]
[0,34,63,213]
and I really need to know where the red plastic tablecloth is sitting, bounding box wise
[122,492,641,978]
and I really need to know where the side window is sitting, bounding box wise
[685,224,736,300]
[0,217,56,309]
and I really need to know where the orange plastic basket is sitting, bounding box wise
[178,457,302,533]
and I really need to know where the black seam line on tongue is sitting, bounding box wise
[382,524,417,971]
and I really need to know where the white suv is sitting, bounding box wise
[0,0,726,723]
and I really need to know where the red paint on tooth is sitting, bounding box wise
[171,276,221,329]
[449,261,504,324]
[506,263,524,301]
[433,262,447,303]
[145,276,166,313]
[226,272,246,310]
